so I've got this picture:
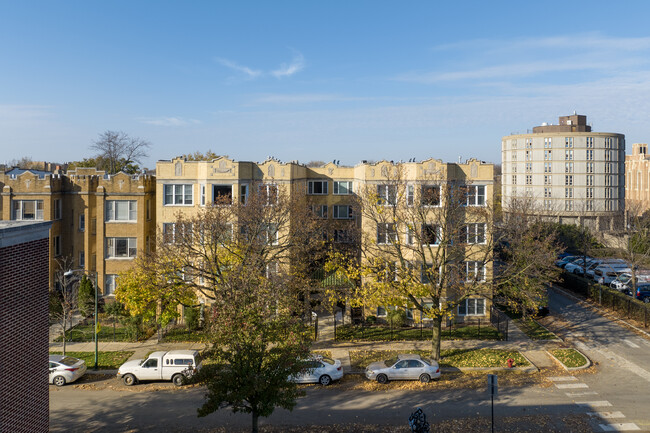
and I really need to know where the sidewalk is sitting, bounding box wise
[49,311,563,374]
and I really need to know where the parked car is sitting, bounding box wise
[117,350,202,386]
[365,354,440,384]
[564,257,596,275]
[555,255,580,268]
[292,355,343,386]
[635,285,650,303]
[611,272,650,294]
[585,259,628,280]
[49,355,87,386]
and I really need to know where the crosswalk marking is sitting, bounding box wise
[622,339,640,349]
[575,401,612,407]
[548,376,577,382]
[566,391,598,397]
[555,383,589,389]
[587,411,625,419]
[598,423,640,431]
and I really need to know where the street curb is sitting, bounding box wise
[546,349,591,371]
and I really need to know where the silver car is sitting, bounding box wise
[365,354,440,384]
[49,355,87,386]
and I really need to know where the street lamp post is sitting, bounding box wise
[65,269,99,370]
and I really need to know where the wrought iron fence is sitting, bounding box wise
[489,306,509,341]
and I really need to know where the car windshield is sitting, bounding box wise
[59,357,79,366]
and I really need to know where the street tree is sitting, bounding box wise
[619,201,650,289]
[89,130,151,174]
[49,258,81,355]
[325,165,558,360]
[76,275,96,318]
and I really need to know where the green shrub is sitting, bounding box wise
[365,315,377,324]
[77,275,96,318]
[387,308,407,328]
[185,306,201,331]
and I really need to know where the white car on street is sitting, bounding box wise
[365,354,440,384]
[293,356,343,386]
[49,355,87,386]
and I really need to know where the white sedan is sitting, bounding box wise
[293,356,343,386]
[49,355,87,386]
[365,354,440,384]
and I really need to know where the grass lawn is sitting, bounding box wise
[550,349,588,368]
[336,324,502,342]
[49,351,133,370]
[162,327,208,342]
[54,321,151,343]
[350,348,529,370]
[516,318,557,340]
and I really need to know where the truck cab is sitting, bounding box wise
[117,350,202,386]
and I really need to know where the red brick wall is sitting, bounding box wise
[0,237,49,433]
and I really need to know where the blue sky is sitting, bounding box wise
[2,1,650,169]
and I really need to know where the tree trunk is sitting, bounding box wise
[431,316,442,361]
[62,312,67,356]
[251,410,259,433]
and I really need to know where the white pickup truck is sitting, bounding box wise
[117,350,202,386]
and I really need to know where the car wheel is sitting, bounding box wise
[172,374,185,386]
[644,297,650,304]
[376,374,388,384]
[123,374,136,386]
[53,375,66,387]
[318,375,332,386]
[419,374,431,383]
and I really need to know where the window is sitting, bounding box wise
[544,137,552,148]
[333,181,353,195]
[465,223,486,244]
[421,185,441,206]
[164,184,193,205]
[458,298,486,316]
[106,200,137,222]
[53,235,61,257]
[465,261,485,282]
[525,162,532,173]
[79,214,85,232]
[512,164,517,173]
[106,237,137,258]
[525,150,531,161]
[511,139,517,148]
[262,224,278,245]
[79,251,85,268]
[377,223,397,244]
[586,137,594,148]
[406,185,414,206]
[605,150,612,161]
[586,187,594,199]
[565,188,573,198]
[311,205,328,219]
[544,150,552,160]
[586,200,594,211]
[143,359,158,369]
[54,199,62,220]
[525,138,532,149]
[512,152,517,161]
[146,199,151,220]
[586,162,594,173]
[259,184,278,205]
[565,162,573,173]
[333,205,353,219]
[333,229,352,243]
[12,200,44,220]
[405,225,414,245]
[605,137,612,148]
[586,149,594,160]
[565,175,573,186]
[565,137,573,148]
[565,149,573,160]
[544,187,551,198]
[525,175,532,185]
[200,184,206,206]
[377,306,387,317]
[213,185,233,204]
[421,224,440,245]
[544,200,553,210]
[544,175,552,185]
[377,184,397,205]
[105,275,118,296]
[465,185,486,206]
[565,200,573,211]
[544,162,551,173]
[240,184,248,204]
[586,175,594,186]
[512,175,517,185]
[266,262,279,278]
[162,222,192,244]
[308,180,328,195]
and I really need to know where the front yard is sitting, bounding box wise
[336,323,502,342]
[49,351,133,370]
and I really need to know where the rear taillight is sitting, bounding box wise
[435,368,440,373]
[64,368,78,372]
[337,366,342,371]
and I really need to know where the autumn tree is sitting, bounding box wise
[325,163,558,360]
[117,181,328,433]
[49,258,81,355]
[89,130,151,174]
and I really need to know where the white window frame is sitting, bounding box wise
[406,184,414,206]
[212,184,234,205]
[466,223,486,244]
[377,223,397,244]
[105,274,118,296]
[106,237,137,259]
[333,205,353,219]
[106,200,137,222]
[333,181,353,195]
[421,185,441,207]
[465,185,486,206]
[465,261,486,282]
[259,183,278,205]
[12,199,44,220]
[377,184,397,206]
[164,184,193,206]
[311,205,328,219]
[458,298,486,316]
[421,224,440,246]
[308,180,328,195]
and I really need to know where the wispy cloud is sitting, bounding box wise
[271,52,305,78]
[215,50,305,80]
[137,117,201,127]
[249,93,369,105]
[215,58,262,79]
